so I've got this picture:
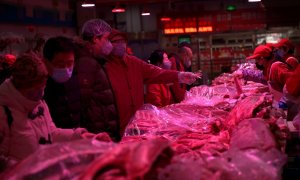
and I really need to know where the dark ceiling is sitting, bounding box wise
[93,0,208,5]
[84,0,300,27]
[91,0,300,7]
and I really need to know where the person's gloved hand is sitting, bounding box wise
[233,70,243,79]
[81,132,112,142]
[178,72,201,85]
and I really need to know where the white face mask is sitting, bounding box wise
[184,59,192,68]
[51,66,73,83]
[162,61,172,70]
[111,43,126,57]
[101,40,113,56]
[275,49,285,60]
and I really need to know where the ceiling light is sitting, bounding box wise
[112,5,125,13]
[81,3,95,7]
[141,6,150,16]
[141,12,150,16]
[81,1,95,7]
[248,0,261,2]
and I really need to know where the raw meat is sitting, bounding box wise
[226,94,272,128]
[230,118,276,150]
[79,138,173,180]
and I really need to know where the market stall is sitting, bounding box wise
[1,63,293,180]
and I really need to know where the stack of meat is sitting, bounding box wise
[120,71,287,179]
[124,103,229,141]
[3,63,288,179]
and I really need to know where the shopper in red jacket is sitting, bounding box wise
[264,39,297,108]
[274,38,298,70]
[284,65,300,127]
[106,29,200,134]
[168,46,193,103]
[248,44,293,107]
[146,49,173,107]
[286,65,300,97]
[265,40,297,107]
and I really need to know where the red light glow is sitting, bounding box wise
[160,17,171,21]
[112,8,125,13]
[198,26,213,32]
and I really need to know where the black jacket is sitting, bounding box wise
[44,72,82,129]
[75,46,120,141]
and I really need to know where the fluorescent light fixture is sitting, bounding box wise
[141,12,150,16]
[248,0,261,2]
[81,3,95,7]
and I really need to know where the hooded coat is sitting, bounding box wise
[0,79,82,161]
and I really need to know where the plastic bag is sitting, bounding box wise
[183,85,238,107]
[124,104,229,141]
[220,148,286,180]
[2,139,116,180]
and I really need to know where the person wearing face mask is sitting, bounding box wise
[234,44,293,108]
[75,19,121,141]
[43,36,84,131]
[0,53,89,169]
[233,45,274,85]
[105,29,200,134]
[146,49,173,107]
[182,47,193,72]
[273,38,298,70]
[267,40,296,108]
[284,66,300,130]
[168,44,194,103]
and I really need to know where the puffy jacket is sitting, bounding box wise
[0,79,82,161]
[75,46,120,141]
[44,71,81,129]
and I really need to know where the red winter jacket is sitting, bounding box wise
[269,61,293,92]
[146,84,172,108]
[286,65,300,96]
[285,56,299,70]
[106,55,179,134]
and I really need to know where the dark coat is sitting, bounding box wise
[75,46,120,141]
[44,71,82,129]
